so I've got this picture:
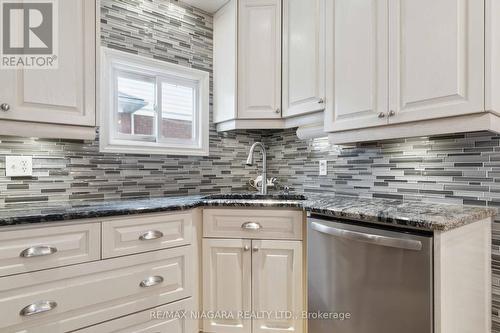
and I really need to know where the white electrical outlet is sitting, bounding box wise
[319,160,328,176]
[5,156,33,177]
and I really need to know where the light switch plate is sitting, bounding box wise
[319,160,328,176]
[5,156,33,177]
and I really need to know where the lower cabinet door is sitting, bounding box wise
[74,298,197,333]
[202,238,252,333]
[252,240,304,333]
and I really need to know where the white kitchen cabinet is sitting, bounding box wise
[238,0,282,119]
[282,0,325,118]
[214,0,281,127]
[202,238,252,333]
[203,239,304,333]
[0,209,202,333]
[74,298,196,333]
[486,0,500,114]
[214,0,327,134]
[0,247,193,333]
[203,208,303,240]
[202,209,305,333]
[388,0,484,124]
[0,0,96,140]
[101,211,193,259]
[324,0,389,132]
[327,0,497,144]
[0,222,101,277]
[252,240,303,333]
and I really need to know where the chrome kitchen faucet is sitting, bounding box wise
[246,142,268,195]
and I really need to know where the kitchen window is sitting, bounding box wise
[100,48,210,156]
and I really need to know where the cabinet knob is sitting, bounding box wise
[252,247,259,252]
[388,110,396,117]
[0,103,10,112]
[275,108,281,114]
[20,245,58,258]
[378,112,386,118]
[20,300,57,317]
[243,245,250,252]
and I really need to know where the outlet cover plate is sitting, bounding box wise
[5,156,33,177]
[319,160,328,176]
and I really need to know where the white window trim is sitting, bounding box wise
[100,48,210,156]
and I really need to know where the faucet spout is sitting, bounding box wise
[246,142,268,194]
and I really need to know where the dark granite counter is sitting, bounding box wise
[0,193,495,232]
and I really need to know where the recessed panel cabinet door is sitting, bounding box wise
[252,240,304,333]
[0,0,95,126]
[202,239,252,333]
[324,0,389,132]
[282,0,325,117]
[388,0,484,124]
[238,0,281,119]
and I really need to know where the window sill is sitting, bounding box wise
[99,141,209,156]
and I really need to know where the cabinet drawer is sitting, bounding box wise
[75,298,197,333]
[0,246,193,333]
[203,209,303,240]
[102,212,193,258]
[0,223,100,277]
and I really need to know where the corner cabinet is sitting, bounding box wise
[214,0,327,135]
[214,0,283,131]
[326,0,498,144]
[0,0,96,140]
[202,238,252,333]
[202,209,305,333]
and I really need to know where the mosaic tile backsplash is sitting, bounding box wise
[0,0,498,330]
[0,0,263,205]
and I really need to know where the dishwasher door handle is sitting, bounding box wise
[310,221,423,251]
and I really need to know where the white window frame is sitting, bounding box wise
[100,48,210,156]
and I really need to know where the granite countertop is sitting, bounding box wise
[0,193,495,232]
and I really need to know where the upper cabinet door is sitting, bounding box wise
[252,240,304,333]
[0,0,96,126]
[388,0,484,124]
[282,0,325,118]
[324,0,389,132]
[213,0,238,123]
[202,238,252,333]
[238,0,282,119]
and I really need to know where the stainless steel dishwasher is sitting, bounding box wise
[307,215,433,333]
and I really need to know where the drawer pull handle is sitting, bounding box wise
[20,245,58,258]
[20,300,57,317]
[140,276,164,288]
[241,222,262,231]
[139,230,164,241]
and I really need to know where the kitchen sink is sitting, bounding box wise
[203,193,307,201]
